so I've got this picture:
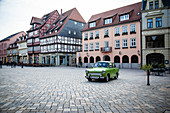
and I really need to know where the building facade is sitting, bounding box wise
[141,0,170,67]
[0,31,26,64]
[18,34,28,64]
[77,2,142,69]
[39,8,86,66]
[7,40,19,64]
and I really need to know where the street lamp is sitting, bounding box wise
[137,50,140,55]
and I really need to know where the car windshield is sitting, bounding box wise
[94,62,109,68]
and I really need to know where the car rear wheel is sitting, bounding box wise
[88,78,92,82]
[114,73,119,79]
[105,75,109,82]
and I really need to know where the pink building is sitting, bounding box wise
[0,31,26,64]
[77,2,142,69]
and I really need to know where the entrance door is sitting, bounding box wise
[60,56,65,65]
[146,53,164,67]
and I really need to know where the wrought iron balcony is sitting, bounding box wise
[100,47,112,53]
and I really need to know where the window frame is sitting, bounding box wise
[147,18,153,28]
[130,38,136,48]
[156,17,162,27]
[122,39,128,48]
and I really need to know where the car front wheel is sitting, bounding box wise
[88,78,92,82]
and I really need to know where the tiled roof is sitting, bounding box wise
[40,8,86,38]
[0,31,24,42]
[82,2,142,31]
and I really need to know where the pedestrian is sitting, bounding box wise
[14,62,16,68]
[11,61,13,68]
[21,62,23,68]
[0,61,2,68]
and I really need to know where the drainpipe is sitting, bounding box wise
[140,13,143,67]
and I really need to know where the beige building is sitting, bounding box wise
[141,0,170,67]
[77,2,142,69]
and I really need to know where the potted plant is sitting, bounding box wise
[139,64,152,85]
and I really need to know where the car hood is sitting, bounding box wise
[87,68,108,72]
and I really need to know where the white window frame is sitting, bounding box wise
[104,29,109,36]
[130,38,136,47]
[115,40,120,48]
[122,39,128,48]
[84,33,88,39]
[104,18,112,24]
[84,44,88,51]
[89,43,93,50]
[130,24,136,32]
[122,26,128,33]
[95,31,99,37]
[120,14,129,21]
[95,42,99,50]
[90,32,93,38]
[115,27,120,34]
[89,22,96,28]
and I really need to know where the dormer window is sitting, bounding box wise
[60,21,63,24]
[120,14,129,21]
[89,22,96,28]
[55,29,58,33]
[104,18,112,25]
[49,31,52,34]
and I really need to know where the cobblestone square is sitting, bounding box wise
[0,66,170,113]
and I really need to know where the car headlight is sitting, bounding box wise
[85,70,89,73]
[102,70,105,74]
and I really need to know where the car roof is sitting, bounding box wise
[97,61,114,64]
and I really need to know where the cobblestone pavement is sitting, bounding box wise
[0,66,170,113]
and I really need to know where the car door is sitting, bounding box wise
[109,63,114,78]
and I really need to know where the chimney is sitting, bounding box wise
[61,9,62,16]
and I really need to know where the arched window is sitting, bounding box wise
[114,56,120,63]
[96,56,101,62]
[103,55,110,61]
[122,55,129,63]
[90,56,94,63]
[84,57,88,63]
[131,55,138,63]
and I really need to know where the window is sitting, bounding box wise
[104,41,109,48]
[68,30,71,34]
[34,46,40,51]
[90,32,93,39]
[35,38,39,42]
[95,31,99,38]
[104,18,112,24]
[47,24,50,27]
[120,14,129,21]
[89,22,96,28]
[89,43,93,51]
[155,1,159,9]
[130,24,136,33]
[122,39,128,48]
[55,29,58,33]
[29,32,33,37]
[95,42,99,50]
[115,27,120,35]
[130,38,136,47]
[122,26,128,34]
[74,31,76,35]
[146,35,164,48]
[115,40,120,48]
[84,33,88,40]
[60,21,62,24]
[149,2,153,10]
[84,44,88,51]
[75,22,77,24]
[27,39,32,43]
[104,29,109,37]
[35,30,38,35]
[147,19,153,28]
[156,17,162,27]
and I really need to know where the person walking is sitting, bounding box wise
[0,61,2,68]
[21,62,23,68]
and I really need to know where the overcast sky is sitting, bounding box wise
[0,0,141,40]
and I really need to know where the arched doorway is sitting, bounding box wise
[103,55,110,61]
[114,56,120,63]
[96,56,101,62]
[131,55,138,63]
[90,56,94,63]
[131,55,138,69]
[122,55,129,68]
[146,53,164,67]
[84,57,88,63]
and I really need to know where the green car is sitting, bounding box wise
[85,61,119,82]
